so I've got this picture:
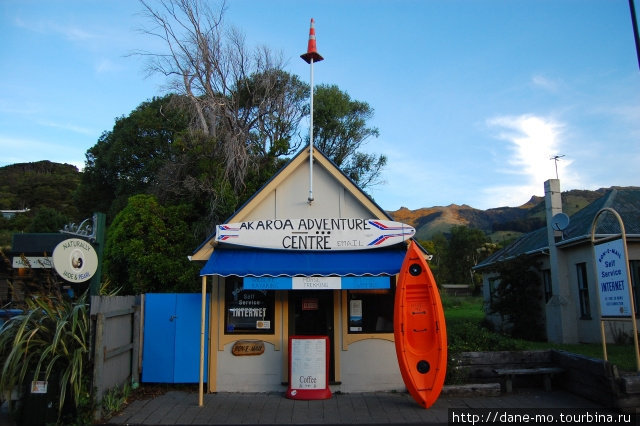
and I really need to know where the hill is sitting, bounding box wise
[388,188,614,242]
[0,161,631,244]
[0,161,81,217]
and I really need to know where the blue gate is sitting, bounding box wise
[142,293,209,383]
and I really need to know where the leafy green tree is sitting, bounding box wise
[488,255,545,341]
[27,206,69,233]
[75,95,189,221]
[313,84,386,188]
[425,234,449,285]
[104,194,200,294]
[443,226,489,286]
[138,0,309,192]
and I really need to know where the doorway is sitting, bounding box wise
[289,290,335,382]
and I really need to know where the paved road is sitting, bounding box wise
[2,387,634,425]
[105,388,628,425]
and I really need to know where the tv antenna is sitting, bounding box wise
[550,154,565,179]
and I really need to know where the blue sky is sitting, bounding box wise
[1,1,639,211]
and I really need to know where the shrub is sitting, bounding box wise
[0,291,91,421]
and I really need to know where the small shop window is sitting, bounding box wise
[347,286,395,333]
[576,263,591,319]
[224,276,275,334]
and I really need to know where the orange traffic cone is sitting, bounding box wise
[301,18,324,63]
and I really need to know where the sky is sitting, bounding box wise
[1,0,639,211]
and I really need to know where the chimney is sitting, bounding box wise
[543,178,577,344]
[544,179,562,243]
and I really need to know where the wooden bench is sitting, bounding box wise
[494,367,565,393]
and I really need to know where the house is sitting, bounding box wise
[190,145,415,394]
[475,179,640,344]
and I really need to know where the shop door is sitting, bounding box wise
[289,290,335,382]
[142,293,209,383]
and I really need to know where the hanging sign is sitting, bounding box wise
[594,238,632,318]
[52,238,98,283]
[231,341,265,356]
[243,276,390,290]
[286,336,332,400]
[216,218,414,251]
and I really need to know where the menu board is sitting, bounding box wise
[286,336,332,400]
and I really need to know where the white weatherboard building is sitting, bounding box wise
[475,180,640,344]
[191,145,417,393]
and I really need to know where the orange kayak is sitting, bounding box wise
[394,241,447,408]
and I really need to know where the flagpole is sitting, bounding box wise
[309,57,315,203]
[301,18,323,204]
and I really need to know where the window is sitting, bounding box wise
[576,263,591,319]
[630,260,640,316]
[542,269,552,303]
[224,276,275,334]
[347,286,395,333]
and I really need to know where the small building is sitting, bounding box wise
[2,233,69,304]
[0,208,30,220]
[475,180,640,344]
[191,146,414,393]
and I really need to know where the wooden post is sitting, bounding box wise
[92,313,105,420]
[132,305,141,384]
[89,213,106,296]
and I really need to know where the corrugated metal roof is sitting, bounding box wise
[475,187,640,270]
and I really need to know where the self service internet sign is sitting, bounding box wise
[594,238,632,318]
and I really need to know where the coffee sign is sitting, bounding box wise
[52,238,98,283]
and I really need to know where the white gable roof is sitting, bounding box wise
[192,145,390,261]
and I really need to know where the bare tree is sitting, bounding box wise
[135,0,307,191]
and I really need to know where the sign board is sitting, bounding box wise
[243,276,390,291]
[12,256,52,269]
[302,298,319,311]
[594,238,632,317]
[231,341,265,356]
[216,218,414,251]
[30,381,48,394]
[52,238,98,283]
[286,336,332,400]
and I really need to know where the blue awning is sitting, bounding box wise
[200,246,407,278]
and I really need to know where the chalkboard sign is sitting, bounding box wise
[286,336,332,400]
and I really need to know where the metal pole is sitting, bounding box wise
[629,0,640,70]
[590,208,640,372]
[308,58,314,203]
[199,275,206,406]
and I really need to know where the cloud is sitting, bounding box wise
[485,114,572,206]
[14,17,98,42]
[531,74,560,92]
[38,120,95,136]
[95,58,123,74]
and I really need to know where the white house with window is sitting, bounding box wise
[475,180,640,344]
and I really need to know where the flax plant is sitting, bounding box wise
[0,290,90,419]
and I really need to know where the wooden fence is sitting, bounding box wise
[90,295,141,419]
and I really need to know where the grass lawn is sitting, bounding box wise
[442,295,639,373]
